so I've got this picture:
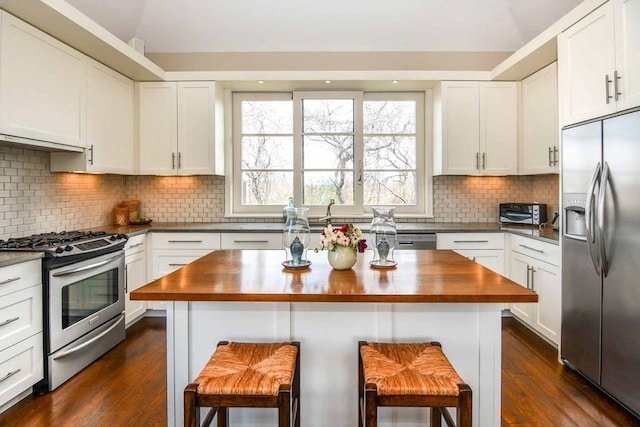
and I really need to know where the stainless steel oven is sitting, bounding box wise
[46,251,125,389]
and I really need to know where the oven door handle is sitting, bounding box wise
[53,315,124,360]
[52,254,123,277]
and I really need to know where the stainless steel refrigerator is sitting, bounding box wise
[561,108,640,418]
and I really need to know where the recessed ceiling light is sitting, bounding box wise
[392,80,399,84]
[325,80,331,84]
[258,80,264,84]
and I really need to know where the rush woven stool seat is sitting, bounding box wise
[358,341,471,427]
[184,341,300,427]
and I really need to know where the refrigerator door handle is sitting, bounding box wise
[598,162,610,277]
[585,162,602,275]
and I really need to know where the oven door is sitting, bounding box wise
[48,251,125,353]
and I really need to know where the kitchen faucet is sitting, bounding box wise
[319,199,334,224]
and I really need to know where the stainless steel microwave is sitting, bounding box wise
[499,203,548,225]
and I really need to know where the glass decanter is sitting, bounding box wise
[369,206,397,268]
[282,207,311,267]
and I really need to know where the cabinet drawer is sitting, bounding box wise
[124,234,146,255]
[151,232,220,250]
[152,250,213,280]
[0,260,41,298]
[436,233,504,250]
[220,233,282,250]
[0,332,44,408]
[0,286,42,352]
[510,234,560,266]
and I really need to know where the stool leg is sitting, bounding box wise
[364,386,377,427]
[293,341,301,427]
[184,383,199,427]
[457,384,472,427]
[431,407,442,427]
[278,387,291,427]
[358,341,366,427]
[216,407,228,427]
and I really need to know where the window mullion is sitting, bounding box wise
[292,92,303,207]
[353,92,364,214]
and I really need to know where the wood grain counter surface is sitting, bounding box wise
[131,249,538,303]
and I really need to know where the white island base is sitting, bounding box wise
[166,301,502,427]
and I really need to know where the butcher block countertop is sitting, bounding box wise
[131,249,538,304]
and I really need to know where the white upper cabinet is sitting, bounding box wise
[0,12,85,149]
[138,81,223,175]
[559,0,640,126]
[519,63,559,174]
[50,59,135,173]
[434,81,518,175]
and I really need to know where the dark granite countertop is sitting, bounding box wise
[99,221,559,244]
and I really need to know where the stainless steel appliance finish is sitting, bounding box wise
[561,108,640,418]
[0,230,127,392]
[396,233,436,250]
[499,203,548,225]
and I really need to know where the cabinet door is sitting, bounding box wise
[454,249,505,276]
[520,63,559,174]
[614,0,640,111]
[86,60,135,173]
[479,82,518,175]
[559,2,616,125]
[439,82,480,175]
[138,82,178,174]
[125,251,147,327]
[177,82,216,175]
[0,12,85,148]
[531,260,561,344]
[508,252,534,325]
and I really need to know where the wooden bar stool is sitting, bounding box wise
[358,341,472,427]
[184,341,300,427]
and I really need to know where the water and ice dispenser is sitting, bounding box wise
[563,193,588,238]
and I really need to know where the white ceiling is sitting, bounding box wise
[64,0,583,54]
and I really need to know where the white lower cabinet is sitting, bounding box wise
[508,235,561,345]
[220,233,283,250]
[436,233,505,275]
[124,234,147,327]
[149,233,220,310]
[0,259,43,411]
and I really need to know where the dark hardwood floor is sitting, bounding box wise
[0,316,638,426]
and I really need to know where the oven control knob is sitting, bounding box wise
[116,234,124,240]
[55,247,64,254]
[109,235,117,241]
[65,245,74,251]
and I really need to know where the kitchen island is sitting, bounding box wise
[132,249,537,427]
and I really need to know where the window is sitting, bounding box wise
[231,91,426,217]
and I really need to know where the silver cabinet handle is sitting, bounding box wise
[0,317,19,327]
[530,267,536,292]
[0,277,20,286]
[53,254,123,277]
[53,315,124,360]
[453,240,489,243]
[482,152,486,169]
[605,74,613,104]
[168,240,203,243]
[553,146,559,166]
[476,152,480,170]
[233,240,270,243]
[526,265,531,290]
[585,162,602,275]
[0,369,20,383]
[88,144,94,166]
[126,242,144,249]
[614,70,621,101]
[168,263,188,267]
[598,162,610,277]
[548,147,553,167]
[519,244,544,254]
[172,152,176,169]
[178,152,183,169]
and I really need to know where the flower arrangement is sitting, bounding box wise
[316,223,368,253]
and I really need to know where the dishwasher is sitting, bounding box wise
[396,233,437,250]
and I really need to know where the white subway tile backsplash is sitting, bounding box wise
[0,146,560,239]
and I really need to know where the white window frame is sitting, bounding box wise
[227,90,430,218]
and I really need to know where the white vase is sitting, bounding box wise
[327,245,357,270]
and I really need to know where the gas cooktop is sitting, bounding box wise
[0,230,127,257]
